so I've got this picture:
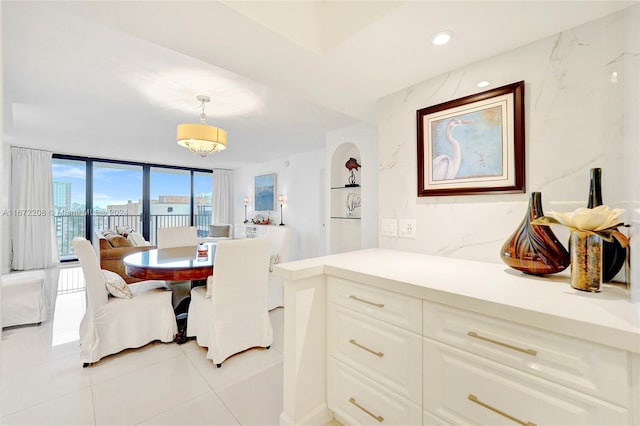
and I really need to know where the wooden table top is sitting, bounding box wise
[124,243,216,281]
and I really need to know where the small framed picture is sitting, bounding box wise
[254,173,276,211]
[417,81,525,196]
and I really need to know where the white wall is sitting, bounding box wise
[378,8,638,289]
[326,123,378,253]
[233,149,326,261]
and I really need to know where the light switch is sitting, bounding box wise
[381,218,398,237]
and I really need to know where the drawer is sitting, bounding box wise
[328,304,422,404]
[423,300,628,406]
[423,410,451,426]
[328,358,421,426]
[328,277,421,333]
[423,338,629,425]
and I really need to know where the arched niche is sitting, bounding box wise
[329,143,362,254]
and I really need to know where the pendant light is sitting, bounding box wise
[177,95,227,158]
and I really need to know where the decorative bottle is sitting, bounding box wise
[500,192,570,275]
[586,168,625,282]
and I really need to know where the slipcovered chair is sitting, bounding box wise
[72,237,177,366]
[264,226,291,310]
[156,226,198,249]
[200,224,233,243]
[187,238,272,367]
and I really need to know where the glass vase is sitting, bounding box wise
[586,168,626,282]
[500,192,570,275]
[569,230,603,292]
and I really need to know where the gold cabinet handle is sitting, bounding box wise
[349,397,384,422]
[349,295,384,308]
[467,331,537,356]
[349,339,384,357]
[468,394,537,426]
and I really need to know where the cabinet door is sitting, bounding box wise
[328,359,421,426]
[328,304,422,404]
[423,338,629,425]
[328,277,422,333]
[423,300,628,406]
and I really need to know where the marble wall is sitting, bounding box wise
[378,7,639,290]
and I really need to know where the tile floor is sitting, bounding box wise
[0,266,286,426]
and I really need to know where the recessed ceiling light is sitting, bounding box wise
[431,31,452,46]
[477,81,490,88]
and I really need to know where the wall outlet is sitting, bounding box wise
[381,218,398,237]
[398,219,416,238]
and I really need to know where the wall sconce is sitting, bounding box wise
[278,194,286,226]
[243,197,249,223]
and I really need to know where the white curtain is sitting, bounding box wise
[212,169,233,224]
[10,147,60,317]
[10,147,59,270]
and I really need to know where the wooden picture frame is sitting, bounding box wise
[417,81,525,196]
[254,173,276,211]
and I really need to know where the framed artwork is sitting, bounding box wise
[254,173,276,211]
[417,80,525,196]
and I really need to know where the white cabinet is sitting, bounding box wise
[327,277,422,424]
[423,339,628,425]
[325,278,635,426]
[423,300,631,425]
[276,249,640,426]
[423,300,629,406]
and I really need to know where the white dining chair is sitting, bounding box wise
[72,237,177,366]
[156,226,198,249]
[186,238,272,367]
[264,226,291,310]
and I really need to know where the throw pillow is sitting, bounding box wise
[209,224,230,238]
[102,270,132,298]
[269,254,280,272]
[127,231,147,247]
[106,233,133,248]
[116,225,134,237]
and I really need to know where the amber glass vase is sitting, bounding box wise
[500,192,570,275]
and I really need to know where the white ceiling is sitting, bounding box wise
[2,1,635,169]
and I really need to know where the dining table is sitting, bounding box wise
[123,243,217,343]
[123,243,216,281]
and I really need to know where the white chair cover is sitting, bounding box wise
[156,226,197,249]
[264,227,291,310]
[1,270,48,327]
[187,238,272,366]
[72,237,177,364]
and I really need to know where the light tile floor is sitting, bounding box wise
[0,267,286,426]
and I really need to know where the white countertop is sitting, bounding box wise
[275,248,640,354]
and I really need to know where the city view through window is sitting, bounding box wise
[52,158,213,260]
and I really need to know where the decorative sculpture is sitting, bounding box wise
[345,157,361,187]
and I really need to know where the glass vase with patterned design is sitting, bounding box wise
[500,192,570,275]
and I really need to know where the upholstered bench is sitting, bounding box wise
[1,270,48,328]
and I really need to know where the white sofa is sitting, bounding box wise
[1,270,48,328]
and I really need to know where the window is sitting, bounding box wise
[52,154,213,259]
[52,158,87,260]
[93,161,143,235]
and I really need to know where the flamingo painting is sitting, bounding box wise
[432,118,471,181]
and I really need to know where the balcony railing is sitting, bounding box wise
[55,213,212,260]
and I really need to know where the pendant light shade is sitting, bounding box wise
[177,95,228,158]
